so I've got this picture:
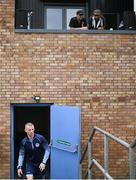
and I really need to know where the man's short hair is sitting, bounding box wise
[25,122,34,127]
[76,10,84,16]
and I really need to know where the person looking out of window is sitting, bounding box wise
[69,10,87,30]
[88,9,105,30]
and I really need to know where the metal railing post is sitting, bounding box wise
[129,147,135,179]
[80,126,136,180]
[88,141,92,179]
[80,161,82,179]
[104,135,109,178]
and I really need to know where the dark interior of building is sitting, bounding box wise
[13,106,50,179]
[15,0,136,30]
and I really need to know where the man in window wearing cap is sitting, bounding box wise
[17,122,50,179]
[88,9,105,30]
[69,10,87,30]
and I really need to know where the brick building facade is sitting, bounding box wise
[0,0,136,179]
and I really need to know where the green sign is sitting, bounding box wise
[57,139,71,146]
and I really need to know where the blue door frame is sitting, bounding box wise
[10,103,51,179]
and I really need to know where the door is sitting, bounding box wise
[50,105,80,179]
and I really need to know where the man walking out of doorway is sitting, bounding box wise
[17,122,50,179]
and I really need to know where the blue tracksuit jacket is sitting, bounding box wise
[18,133,50,167]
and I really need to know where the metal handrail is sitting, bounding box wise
[94,127,130,148]
[91,159,113,179]
[130,137,136,148]
[80,126,136,179]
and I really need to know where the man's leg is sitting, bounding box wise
[34,168,46,179]
[26,174,33,180]
[25,163,34,180]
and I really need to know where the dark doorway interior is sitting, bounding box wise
[13,105,50,179]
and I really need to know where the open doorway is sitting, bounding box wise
[11,104,51,179]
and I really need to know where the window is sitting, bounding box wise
[46,8,63,30]
[15,0,136,32]
[103,13,120,30]
[44,7,85,30]
[66,8,84,29]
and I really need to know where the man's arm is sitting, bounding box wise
[39,137,50,172]
[42,138,50,164]
[69,18,88,30]
[88,17,93,29]
[17,142,25,177]
[70,27,88,30]
[18,145,25,167]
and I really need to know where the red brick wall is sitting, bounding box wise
[0,0,136,178]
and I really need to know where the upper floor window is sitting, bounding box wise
[44,7,85,30]
[15,0,136,32]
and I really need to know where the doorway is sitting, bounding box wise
[11,104,81,179]
[11,104,51,179]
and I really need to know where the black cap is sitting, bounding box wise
[77,10,84,16]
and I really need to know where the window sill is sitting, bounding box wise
[15,29,136,34]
